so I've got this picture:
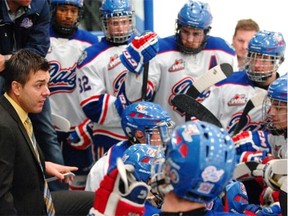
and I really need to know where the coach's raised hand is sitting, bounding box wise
[120,31,159,74]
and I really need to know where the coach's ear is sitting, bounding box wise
[11,81,22,96]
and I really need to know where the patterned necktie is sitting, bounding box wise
[24,117,56,216]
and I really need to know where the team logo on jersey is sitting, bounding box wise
[170,77,193,116]
[168,59,185,72]
[20,18,33,28]
[49,61,76,93]
[108,54,121,70]
[228,94,247,106]
[113,72,127,95]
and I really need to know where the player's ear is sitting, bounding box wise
[134,130,145,143]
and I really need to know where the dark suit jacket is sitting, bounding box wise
[0,96,47,215]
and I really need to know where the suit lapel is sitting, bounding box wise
[0,96,44,167]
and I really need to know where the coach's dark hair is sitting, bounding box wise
[3,49,50,93]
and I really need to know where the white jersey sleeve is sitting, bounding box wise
[85,154,109,192]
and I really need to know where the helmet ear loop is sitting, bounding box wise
[75,7,84,27]
[132,130,146,144]
[175,21,182,35]
[204,26,211,35]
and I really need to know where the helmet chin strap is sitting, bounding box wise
[52,23,77,38]
[175,28,210,55]
[129,136,142,144]
[270,128,287,137]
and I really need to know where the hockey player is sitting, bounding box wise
[88,144,161,216]
[262,73,287,158]
[198,30,286,135]
[148,0,237,126]
[121,144,164,215]
[232,74,287,161]
[88,144,164,215]
[46,0,98,190]
[232,74,287,215]
[76,0,159,161]
[85,101,174,192]
[232,72,287,163]
[89,120,245,215]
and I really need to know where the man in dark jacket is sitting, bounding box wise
[0,0,65,191]
[0,49,94,216]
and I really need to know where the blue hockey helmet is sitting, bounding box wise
[121,101,174,146]
[177,0,212,30]
[267,73,288,102]
[211,179,249,213]
[160,121,236,203]
[246,30,286,82]
[50,0,83,7]
[175,0,212,55]
[100,0,134,44]
[122,144,164,183]
[50,0,84,37]
[263,73,288,136]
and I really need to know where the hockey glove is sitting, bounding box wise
[89,158,149,216]
[120,31,159,74]
[232,130,271,154]
[258,202,282,216]
[256,159,287,191]
[260,187,280,206]
[244,202,282,216]
[244,204,262,215]
[114,93,131,117]
[237,150,270,163]
[68,118,93,150]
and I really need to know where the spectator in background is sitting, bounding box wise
[232,19,260,70]
[0,0,64,178]
[46,0,99,190]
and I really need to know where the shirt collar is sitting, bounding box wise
[4,93,28,126]
[5,0,31,20]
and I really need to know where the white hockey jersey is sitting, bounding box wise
[150,35,238,126]
[47,28,98,130]
[76,37,158,143]
[199,71,271,135]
